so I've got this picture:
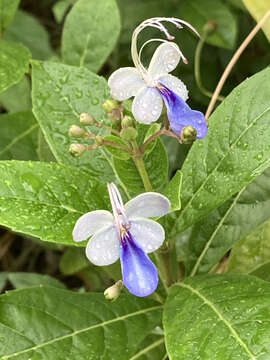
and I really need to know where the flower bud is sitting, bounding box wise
[80,112,95,125]
[120,127,138,141]
[121,116,133,128]
[69,125,86,138]
[203,20,217,36]
[180,126,197,144]
[102,99,119,112]
[104,280,123,301]
[69,143,87,157]
[95,135,103,145]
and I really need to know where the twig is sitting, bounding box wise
[140,128,180,153]
[205,10,270,119]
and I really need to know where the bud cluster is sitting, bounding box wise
[68,98,140,158]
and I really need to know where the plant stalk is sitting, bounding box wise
[131,141,153,192]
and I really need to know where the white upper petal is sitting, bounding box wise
[130,218,165,253]
[108,67,145,101]
[125,192,170,218]
[158,74,189,101]
[132,87,163,124]
[73,210,114,242]
[86,225,120,266]
[148,43,181,78]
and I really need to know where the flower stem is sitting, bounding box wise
[205,10,270,119]
[131,141,153,192]
[194,36,224,101]
[140,128,181,153]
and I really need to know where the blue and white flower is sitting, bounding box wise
[108,17,207,139]
[73,183,170,297]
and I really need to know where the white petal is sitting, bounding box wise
[158,74,188,101]
[125,192,170,218]
[132,87,163,124]
[108,67,145,101]
[148,43,181,78]
[86,226,120,266]
[130,218,165,253]
[73,210,114,242]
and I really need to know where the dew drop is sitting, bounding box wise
[91,98,99,105]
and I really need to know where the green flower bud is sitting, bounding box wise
[121,115,133,128]
[95,135,103,145]
[203,20,217,36]
[80,112,95,125]
[180,126,197,144]
[120,127,138,141]
[69,143,87,157]
[104,280,123,301]
[102,99,119,112]
[69,125,86,138]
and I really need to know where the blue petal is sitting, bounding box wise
[157,83,208,138]
[120,231,158,297]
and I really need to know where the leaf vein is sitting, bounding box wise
[176,282,256,359]
[1,305,162,359]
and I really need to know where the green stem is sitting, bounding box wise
[195,36,224,102]
[154,253,169,294]
[131,141,152,192]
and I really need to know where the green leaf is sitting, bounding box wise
[52,0,71,23]
[227,220,270,281]
[0,286,162,359]
[243,0,270,42]
[171,68,270,239]
[114,139,168,196]
[0,75,31,113]
[8,272,66,289]
[31,60,116,182]
[3,10,54,60]
[59,247,89,275]
[130,335,166,360]
[0,0,19,33]
[163,170,182,212]
[37,130,56,162]
[104,134,131,160]
[179,0,237,49]
[0,160,107,245]
[164,274,270,359]
[176,166,270,276]
[61,0,120,72]
[0,111,39,160]
[228,0,246,11]
[0,40,31,94]
[143,123,161,155]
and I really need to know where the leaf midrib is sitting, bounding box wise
[171,105,270,236]
[176,282,256,359]
[2,304,162,359]
[190,188,245,276]
[0,123,38,157]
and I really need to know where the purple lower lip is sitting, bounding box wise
[157,83,208,139]
[120,230,158,297]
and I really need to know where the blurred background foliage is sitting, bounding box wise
[0,0,269,293]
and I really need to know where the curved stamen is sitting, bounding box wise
[131,17,201,80]
[107,183,130,236]
[138,38,188,66]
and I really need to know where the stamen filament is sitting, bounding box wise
[107,183,129,237]
[131,17,200,81]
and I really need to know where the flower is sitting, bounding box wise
[73,183,170,297]
[108,17,207,139]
